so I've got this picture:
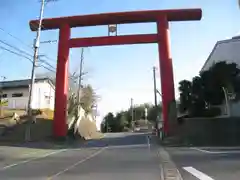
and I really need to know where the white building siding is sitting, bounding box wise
[2,88,29,109]
[32,81,55,110]
[201,38,240,72]
[2,80,55,110]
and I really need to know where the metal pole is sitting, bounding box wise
[153,67,157,107]
[76,48,84,117]
[222,87,230,116]
[26,0,45,141]
[95,104,97,120]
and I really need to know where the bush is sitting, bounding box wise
[203,107,221,117]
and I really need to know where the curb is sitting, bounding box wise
[158,146,183,180]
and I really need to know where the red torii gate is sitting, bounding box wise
[30,9,202,138]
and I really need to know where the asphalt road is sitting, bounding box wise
[166,146,240,180]
[0,132,161,180]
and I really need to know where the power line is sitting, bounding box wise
[0,45,56,72]
[0,35,56,69]
[0,27,33,50]
[0,43,77,82]
[0,25,56,63]
[0,39,32,58]
[0,45,33,63]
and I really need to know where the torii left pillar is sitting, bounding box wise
[54,24,70,138]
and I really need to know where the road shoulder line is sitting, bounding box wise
[158,146,183,180]
[191,147,240,154]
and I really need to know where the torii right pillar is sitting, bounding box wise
[157,15,176,137]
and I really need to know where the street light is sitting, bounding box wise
[222,87,230,116]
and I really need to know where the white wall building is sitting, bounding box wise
[200,36,240,117]
[0,78,55,110]
[201,36,240,72]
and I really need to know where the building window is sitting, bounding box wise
[12,93,23,97]
[0,94,7,98]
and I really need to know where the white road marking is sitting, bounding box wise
[183,166,214,180]
[191,147,220,154]
[48,147,107,179]
[108,144,148,149]
[191,147,240,154]
[1,149,68,170]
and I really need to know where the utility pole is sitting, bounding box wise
[25,0,45,142]
[153,66,157,107]
[76,48,84,117]
[153,66,159,136]
[131,98,134,130]
[0,76,6,117]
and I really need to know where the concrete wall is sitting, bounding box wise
[229,101,240,117]
[176,117,240,146]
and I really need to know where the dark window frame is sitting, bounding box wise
[12,93,23,97]
[0,94,7,98]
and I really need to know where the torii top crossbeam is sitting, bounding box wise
[30,9,201,31]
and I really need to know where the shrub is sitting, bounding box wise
[204,107,221,117]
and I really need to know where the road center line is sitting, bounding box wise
[108,144,148,149]
[48,147,107,179]
[183,166,214,180]
[1,149,68,170]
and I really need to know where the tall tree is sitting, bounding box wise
[178,61,240,117]
[178,80,192,113]
[80,85,98,113]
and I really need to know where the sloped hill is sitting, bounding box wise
[0,118,53,143]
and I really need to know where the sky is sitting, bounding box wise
[0,0,239,129]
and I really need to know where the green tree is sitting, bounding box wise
[178,61,240,117]
[178,80,192,114]
[119,114,128,129]
[147,105,162,122]
[80,85,98,113]
[103,112,115,132]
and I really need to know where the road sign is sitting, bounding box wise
[108,24,117,33]
[108,24,117,36]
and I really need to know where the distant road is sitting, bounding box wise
[0,132,161,180]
